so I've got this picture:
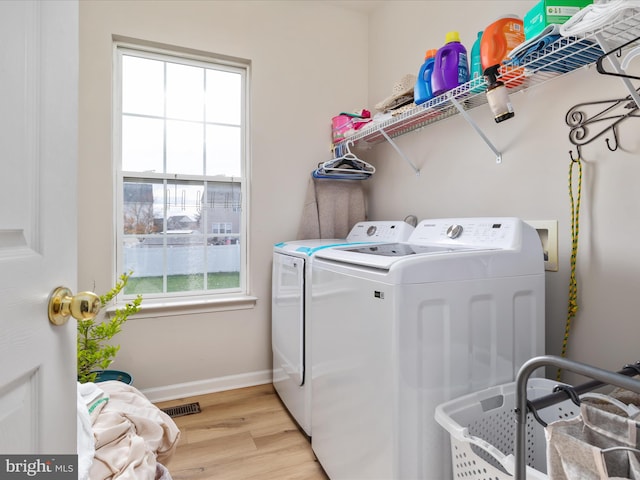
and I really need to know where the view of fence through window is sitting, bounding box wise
[117,48,245,296]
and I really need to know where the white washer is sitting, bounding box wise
[310,217,545,480]
[272,220,414,436]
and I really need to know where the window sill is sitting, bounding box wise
[105,294,258,319]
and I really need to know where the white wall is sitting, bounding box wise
[78,0,369,393]
[80,0,640,394]
[365,1,640,381]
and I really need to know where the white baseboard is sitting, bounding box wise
[141,369,273,403]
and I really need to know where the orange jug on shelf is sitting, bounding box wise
[480,15,525,88]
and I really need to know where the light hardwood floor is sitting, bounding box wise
[155,384,329,480]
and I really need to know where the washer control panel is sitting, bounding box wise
[410,218,520,249]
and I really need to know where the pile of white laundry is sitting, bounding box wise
[560,0,640,36]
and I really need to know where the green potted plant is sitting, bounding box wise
[77,271,143,383]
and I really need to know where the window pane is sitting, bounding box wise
[206,69,241,125]
[123,239,164,295]
[122,116,164,173]
[204,182,241,233]
[203,182,241,290]
[122,55,164,117]
[166,182,202,229]
[206,125,241,177]
[167,63,204,121]
[165,181,206,293]
[123,180,160,234]
[123,181,164,294]
[207,236,240,290]
[166,234,205,293]
[166,120,203,175]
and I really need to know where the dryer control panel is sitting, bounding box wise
[347,221,414,243]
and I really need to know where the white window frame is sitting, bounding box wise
[112,41,254,314]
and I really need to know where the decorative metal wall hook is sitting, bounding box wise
[566,90,640,158]
[569,147,581,162]
[566,96,638,130]
[605,125,619,151]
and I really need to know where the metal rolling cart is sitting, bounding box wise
[513,355,640,479]
[436,355,640,480]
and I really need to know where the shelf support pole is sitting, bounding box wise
[449,95,503,164]
[594,32,640,110]
[379,128,421,176]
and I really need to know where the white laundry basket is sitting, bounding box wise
[435,378,580,480]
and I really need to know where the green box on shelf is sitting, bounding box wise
[524,0,593,40]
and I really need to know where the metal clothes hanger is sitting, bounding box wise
[325,141,375,171]
[313,141,375,179]
[596,35,640,81]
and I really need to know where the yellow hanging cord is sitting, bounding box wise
[557,156,582,381]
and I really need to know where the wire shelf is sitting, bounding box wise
[341,9,640,150]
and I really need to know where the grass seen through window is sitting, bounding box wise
[126,273,240,294]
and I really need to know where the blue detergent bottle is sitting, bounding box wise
[469,31,485,93]
[414,49,437,105]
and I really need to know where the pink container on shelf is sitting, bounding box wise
[331,112,371,144]
[332,115,355,143]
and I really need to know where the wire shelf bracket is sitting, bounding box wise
[379,128,421,176]
[449,95,503,164]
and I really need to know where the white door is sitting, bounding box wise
[0,0,78,454]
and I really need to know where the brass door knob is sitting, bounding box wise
[48,287,101,326]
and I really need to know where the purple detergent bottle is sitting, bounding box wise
[432,31,469,97]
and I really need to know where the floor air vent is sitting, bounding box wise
[161,402,201,418]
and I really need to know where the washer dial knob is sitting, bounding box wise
[366,225,377,236]
[446,224,463,239]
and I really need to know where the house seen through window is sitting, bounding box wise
[115,45,248,299]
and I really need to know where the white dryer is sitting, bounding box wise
[272,220,414,436]
[310,217,545,480]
